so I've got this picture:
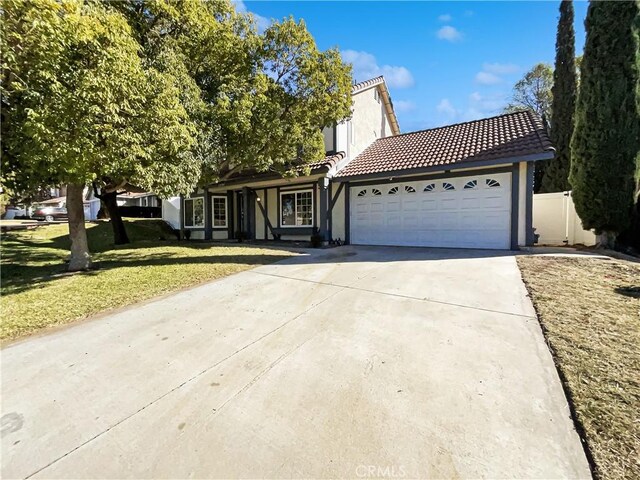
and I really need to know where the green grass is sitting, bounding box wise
[1,220,295,341]
[518,255,640,480]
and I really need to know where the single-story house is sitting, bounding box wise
[116,191,160,208]
[167,76,554,250]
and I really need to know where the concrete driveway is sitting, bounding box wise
[1,246,590,479]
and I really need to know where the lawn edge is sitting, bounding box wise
[516,257,599,480]
[1,249,305,349]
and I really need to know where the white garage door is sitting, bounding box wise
[350,172,511,249]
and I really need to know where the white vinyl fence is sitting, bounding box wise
[533,191,597,246]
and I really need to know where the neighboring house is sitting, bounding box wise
[167,76,554,250]
[116,192,160,208]
[33,195,101,220]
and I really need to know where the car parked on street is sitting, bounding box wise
[32,205,68,222]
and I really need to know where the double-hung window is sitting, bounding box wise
[184,197,204,228]
[280,189,313,227]
[212,196,228,228]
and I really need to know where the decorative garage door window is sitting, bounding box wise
[184,197,204,228]
[464,180,478,189]
[212,196,227,227]
[281,190,313,227]
[443,182,455,191]
[404,186,416,193]
[486,178,501,187]
[424,183,436,192]
[357,189,367,197]
[372,188,382,195]
[388,186,399,195]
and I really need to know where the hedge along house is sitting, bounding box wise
[172,76,555,250]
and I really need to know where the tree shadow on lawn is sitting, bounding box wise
[2,240,296,297]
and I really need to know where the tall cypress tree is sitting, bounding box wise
[569,0,640,247]
[543,0,576,193]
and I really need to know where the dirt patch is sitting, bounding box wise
[517,255,640,480]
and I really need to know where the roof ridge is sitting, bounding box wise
[377,110,538,140]
[527,110,554,152]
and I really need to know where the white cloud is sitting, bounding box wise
[232,0,270,32]
[341,50,414,88]
[436,98,457,118]
[436,25,463,42]
[482,62,520,75]
[475,71,502,85]
[468,91,507,112]
[438,14,452,22]
[394,100,416,113]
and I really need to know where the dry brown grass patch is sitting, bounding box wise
[517,255,640,480]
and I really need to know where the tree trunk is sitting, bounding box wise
[598,231,617,249]
[101,190,130,245]
[66,183,92,271]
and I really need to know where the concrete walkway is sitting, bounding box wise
[1,246,591,479]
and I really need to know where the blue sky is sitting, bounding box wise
[239,1,588,132]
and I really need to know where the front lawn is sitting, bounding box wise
[517,255,640,480]
[1,220,295,341]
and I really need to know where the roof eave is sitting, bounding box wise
[334,151,554,182]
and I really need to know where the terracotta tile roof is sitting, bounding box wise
[336,110,554,178]
[307,151,346,171]
[352,76,384,94]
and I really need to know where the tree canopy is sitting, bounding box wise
[504,63,554,121]
[569,0,640,247]
[2,0,353,266]
[543,0,577,193]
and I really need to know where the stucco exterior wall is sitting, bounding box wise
[336,122,348,155]
[267,188,277,231]
[162,197,181,230]
[518,162,527,246]
[350,87,391,159]
[322,127,335,153]
[331,185,346,241]
[212,230,228,240]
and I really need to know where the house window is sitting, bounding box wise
[463,180,478,189]
[357,189,367,197]
[404,185,416,193]
[280,190,313,227]
[212,196,228,227]
[388,186,399,195]
[486,178,501,188]
[184,197,204,228]
[372,188,382,196]
[443,182,455,191]
[424,183,436,192]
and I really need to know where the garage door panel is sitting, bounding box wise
[350,172,511,249]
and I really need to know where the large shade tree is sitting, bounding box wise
[543,0,577,193]
[569,0,640,248]
[1,0,199,267]
[102,2,353,240]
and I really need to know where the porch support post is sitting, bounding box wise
[226,190,234,240]
[242,186,255,239]
[510,163,520,250]
[203,189,212,240]
[525,161,535,246]
[317,177,329,240]
[179,194,185,240]
[345,182,351,244]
